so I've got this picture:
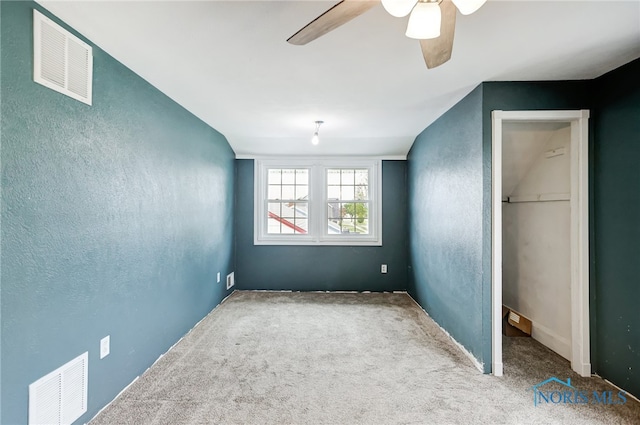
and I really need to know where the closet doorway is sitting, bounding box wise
[490,110,590,378]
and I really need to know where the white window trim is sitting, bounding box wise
[254,158,382,246]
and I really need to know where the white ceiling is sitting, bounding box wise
[38,1,640,158]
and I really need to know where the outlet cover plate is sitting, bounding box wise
[100,335,110,359]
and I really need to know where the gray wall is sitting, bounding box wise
[235,159,408,292]
[591,59,640,397]
[406,86,489,371]
[1,2,236,423]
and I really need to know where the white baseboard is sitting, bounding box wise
[492,361,503,377]
[406,294,484,373]
[602,377,640,403]
[531,320,571,361]
[576,362,592,377]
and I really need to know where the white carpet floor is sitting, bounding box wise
[90,291,640,424]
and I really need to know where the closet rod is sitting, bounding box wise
[503,193,570,203]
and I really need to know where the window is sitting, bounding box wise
[266,168,309,235]
[255,159,381,245]
[326,168,370,235]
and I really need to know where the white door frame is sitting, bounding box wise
[491,110,591,377]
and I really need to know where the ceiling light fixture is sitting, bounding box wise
[311,120,323,145]
[451,0,487,15]
[406,1,441,40]
[383,0,488,41]
[381,0,417,18]
[289,0,489,69]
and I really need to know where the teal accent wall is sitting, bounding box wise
[1,2,235,424]
[407,86,489,371]
[591,59,640,397]
[0,3,4,421]
[1,3,637,423]
[408,67,639,397]
[481,80,592,375]
[235,159,408,292]
[407,81,591,373]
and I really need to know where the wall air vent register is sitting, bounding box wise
[33,9,93,105]
[28,352,88,425]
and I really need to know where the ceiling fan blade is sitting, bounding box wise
[419,0,456,68]
[287,0,379,45]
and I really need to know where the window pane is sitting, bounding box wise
[295,185,308,199]
[327,169,369,201]
[294,218,308,234]
[327,218,341,234]
[343,202,368,221]
[264,167,311,236]
[341,186,355,201]
[267,217,281,234]
[327,201,340,220]
[268,185,281,200]
[282,185,295,200]
[341,169,355,185]
[355,184,368,200]
[280,202,296,218]
[292,202,308,217]
[296,169,309,185]
[327,169,340,185]
[268,168,308,202]
[282,169,296,184]
[342,218,356,233]
[327,185,340,200]
[325,169,371,237]
[281,224,294,234]
[355,169,368,185]
[327,202,369,235]
[267,202,281,217]
[267,202,308,235]
[268,169,281,185]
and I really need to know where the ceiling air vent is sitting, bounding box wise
[33,9,93,105]
[29,352,88,425]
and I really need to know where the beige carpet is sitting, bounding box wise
[90,291,640,424]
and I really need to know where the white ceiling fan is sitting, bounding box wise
[288,0,487,69]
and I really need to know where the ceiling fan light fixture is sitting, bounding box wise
[381,0,418,18]
[451,0,487,15]
[405,2,441,40]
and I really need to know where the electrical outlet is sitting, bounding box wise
[226,272,235,290]
[100,335,110,359]
[381,264,387,274]
[217,272,221,283]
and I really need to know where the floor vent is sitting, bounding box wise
[226,272,235,290]
[29,352,88,425]
[33,9,93,105]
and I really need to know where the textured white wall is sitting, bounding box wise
[502,125,572,360]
